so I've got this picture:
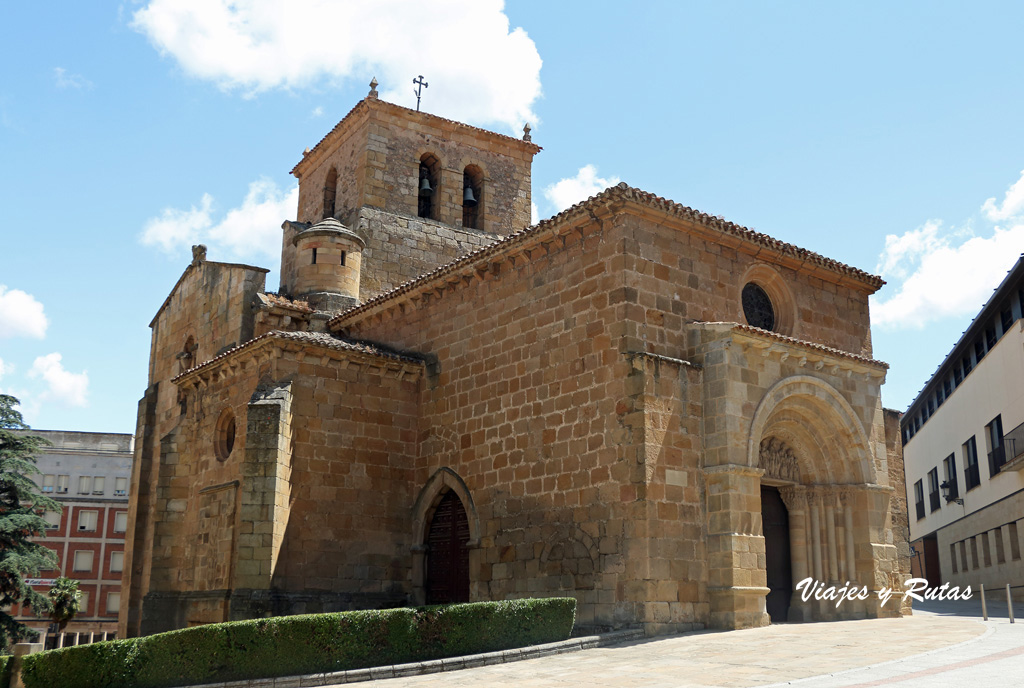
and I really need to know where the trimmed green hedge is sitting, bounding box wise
[1,654,10,688]
[20,597,575,688]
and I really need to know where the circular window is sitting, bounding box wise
[742,283,776,331]
[214,409,236,461]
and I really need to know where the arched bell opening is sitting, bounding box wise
[418,153,440,220]
[322,167,338,219]
[462,165,483,230]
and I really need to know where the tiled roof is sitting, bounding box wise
[259,292,314,313]
[172,330,422,383]
[616,185,884,289]
[291,97,541,176]
[329,182,885,328]
[725,322,888,368]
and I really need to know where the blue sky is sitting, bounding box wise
[2,1,1024,433]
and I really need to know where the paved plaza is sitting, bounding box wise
[356,598,1024,688]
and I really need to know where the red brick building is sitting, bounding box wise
[12,431,132,645]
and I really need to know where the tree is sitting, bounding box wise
[0,395,59,647]
[47,577,81,633]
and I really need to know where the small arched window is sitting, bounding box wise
[418,153,440,220]
[214,408,236,462]
[177,335,198,375]
[462,165,483,230]
[322,167,338,219]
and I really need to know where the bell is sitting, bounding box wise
[463,185,477,206]
[419,176,433,196]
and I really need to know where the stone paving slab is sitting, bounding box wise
[351,612,988,688]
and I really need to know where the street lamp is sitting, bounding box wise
[939,480,964,506]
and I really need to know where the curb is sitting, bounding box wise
[178,629,645,688]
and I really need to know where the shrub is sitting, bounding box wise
[20,597,575,688]
[1,654,11,688]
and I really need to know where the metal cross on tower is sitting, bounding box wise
[413,75,428,111]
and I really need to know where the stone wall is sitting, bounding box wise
[884,407,914,615]
[123,259,267,637]
[335,199,899,631]
[355,207,501,300]
[135,337,422,635]
[338,212,708,633]
[937,489,1024,603]
[612,209,876,358]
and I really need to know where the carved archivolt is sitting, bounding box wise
[759,437,800,483]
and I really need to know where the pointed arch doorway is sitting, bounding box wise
[425,491,470,604]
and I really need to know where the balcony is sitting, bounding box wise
[1003,420,1024,471]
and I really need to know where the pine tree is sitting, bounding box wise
[0,395,59,647]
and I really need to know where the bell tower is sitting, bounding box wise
[279,79,541,308]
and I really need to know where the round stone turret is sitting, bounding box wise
[291,217,365,312]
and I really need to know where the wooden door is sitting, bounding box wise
[425,491,470,604]
[761,485,792,622]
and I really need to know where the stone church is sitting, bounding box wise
[120,81,910,638]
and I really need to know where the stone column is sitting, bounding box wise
[824,489,839,582]
[840,489,857,580]
[10,643,43,688]
[704,464,770,630]
[809,491,824,581]
[779,485,811,622]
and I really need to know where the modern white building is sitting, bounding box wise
[11,430,134,645]
[902,256,1024,601]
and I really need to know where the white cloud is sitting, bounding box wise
[28,353,89,407]
[874,169,1024,329]
[982,169,1024,222]
[311,106,324,118]
[543,165,620,214]
[530,201,539,226]
[206,180,298,259]
[140,193,213,253]
[0,358,10,381]
[875,220,949,282]
[872,221,1024,329]
[139,179,297,262]
[131,0,542,134]
[53,67,92,90]
[0,286,48,339]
